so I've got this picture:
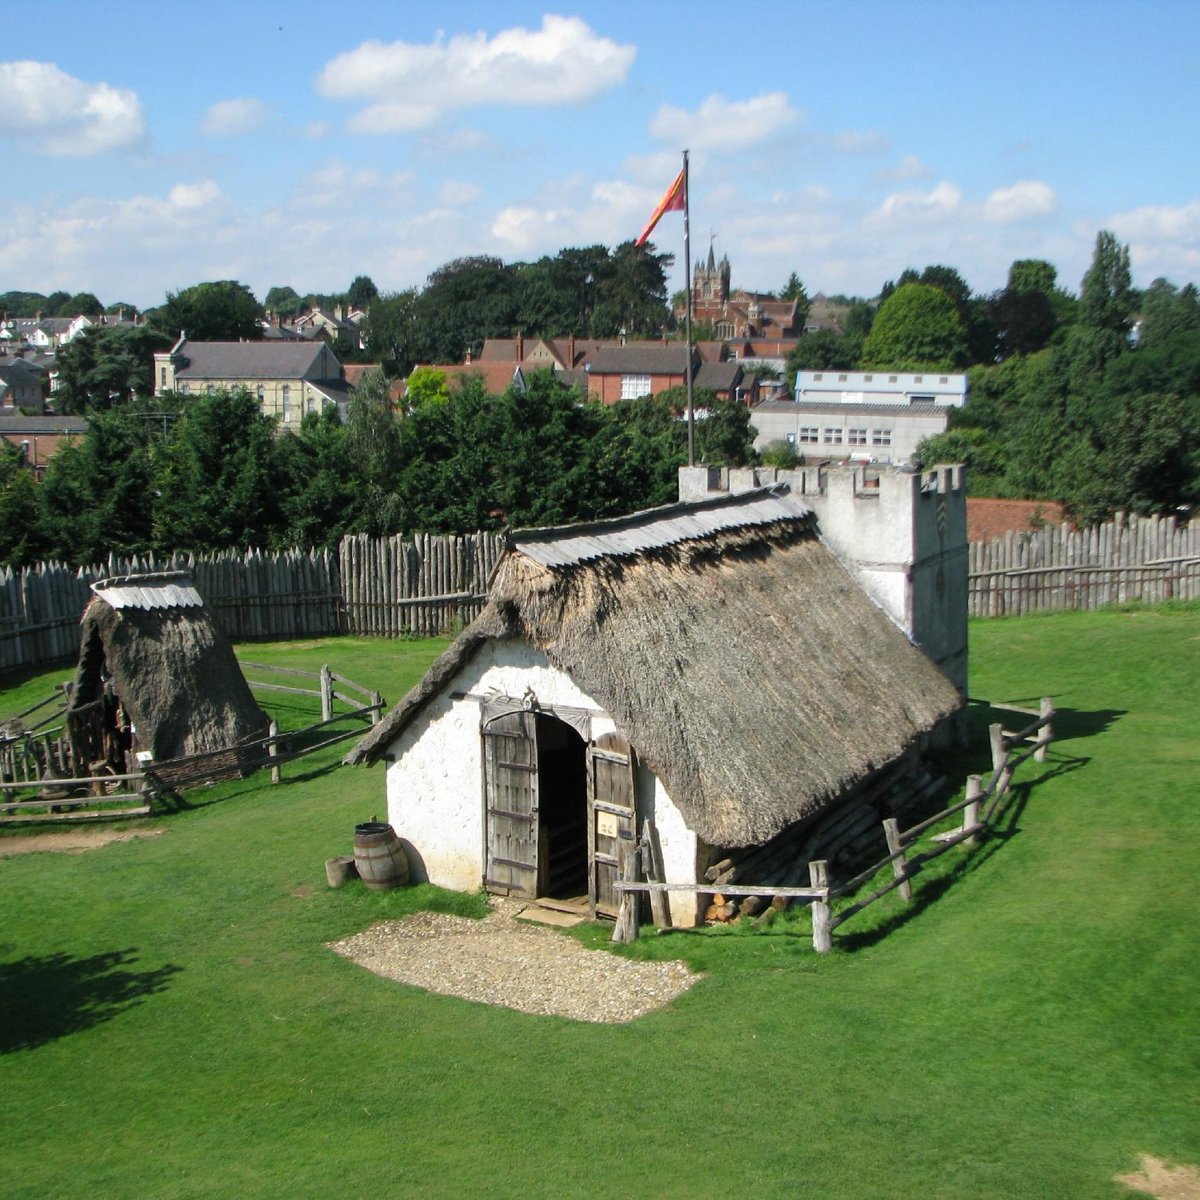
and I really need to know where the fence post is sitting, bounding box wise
[611,837,639,944]
[882,817,912,902]
[1035,696,1053,763]
[989,721,1010,800]
[371,691,383,721]
[809,859,832,954]
[268,720,280,784]
[320,665,333,723]
[964,775,983,844]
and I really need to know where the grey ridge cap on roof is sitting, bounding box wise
[508,485,811,570]
[91,571,204,611]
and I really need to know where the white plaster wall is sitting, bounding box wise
[638,769,700,926]
[385,639,743,895]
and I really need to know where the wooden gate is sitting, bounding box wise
[482,710,539,897]
[587,732,636,917]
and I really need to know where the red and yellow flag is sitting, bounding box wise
[635,168,686,246]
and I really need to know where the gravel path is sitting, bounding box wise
[328,900,701,1023]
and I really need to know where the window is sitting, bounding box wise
[159,366,167,387]
[863,374,873,382]
[872,428,892,446]
[282,384,291,420]
[306,396,317,416]
[889,375,898,383]
[799,426,819,444]
[910,394,935,406]
[785,431,797,446]
[848,428,868,445]
[837,373,848,382]
[206,384,214,396]
[715,321,734,339]
[823,427,842,444]
[812,372,823,381]
[939,376,949,384]
[620,374,651,400]
[257,384,265,407]
[913,375,923,383]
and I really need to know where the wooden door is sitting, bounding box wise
[587,732,636,917]
[482,710,539,898]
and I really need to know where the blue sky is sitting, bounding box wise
[2,1,1197,310]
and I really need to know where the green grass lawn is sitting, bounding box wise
[1,611,1197,1199]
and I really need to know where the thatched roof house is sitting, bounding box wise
[350,488,961,923]
[67,573,267,772]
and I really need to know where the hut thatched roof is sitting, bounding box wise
[70,572,268,763]
[350,489,962,847]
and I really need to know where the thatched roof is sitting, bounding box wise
[349,489,961,847]
[69,573,268,763]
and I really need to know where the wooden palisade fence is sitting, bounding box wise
[0,533,505,673]
[613,698,1055,952]
[970,511,1199,616]
[2,509,1195,673]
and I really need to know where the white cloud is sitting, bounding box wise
[984,180,1058,223]
[879,154,933,182]
[303,120,331,140]
[168,180,223,209]
[0,60,144,155]
[295,160,415,210]
[868,181,964,227]
[317,15,635,133]
[440,181,481,206]
[827,130,888,156]
[649,92,799,154]
[201,97,270,138]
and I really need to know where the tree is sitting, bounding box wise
[347,275,379,310]
[861,283,969,370]
[37,407,158,562]
[1080,230,1135,339]
[404,367,451,410]
[155,280,262,342]
[420,257,519,362]
[0,442,44,566]
[786,330,863,374]
[345,368,405,534]
[264,285,304,318]
[54,324,172,413]
[61,292,104,317]
[363,289,426,376]
[273,408,359,548]
[151,389,280,552]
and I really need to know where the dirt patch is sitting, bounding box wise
[0,826,164,857]
[329,899,701,1023]
[1116,1156,1200,1200]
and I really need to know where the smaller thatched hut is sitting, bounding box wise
[67,572,268,775]
[349,487,963,926]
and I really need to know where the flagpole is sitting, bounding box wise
[682,149,695,467]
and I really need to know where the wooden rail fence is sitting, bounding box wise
[613,698,1055,952]
[0,661,384,823]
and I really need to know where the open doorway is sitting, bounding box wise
[534,713,588,904]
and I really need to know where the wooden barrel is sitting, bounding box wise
[353,821,409,891]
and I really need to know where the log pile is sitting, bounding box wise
[702,754,945,924]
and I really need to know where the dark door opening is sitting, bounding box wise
[534,713,588,902]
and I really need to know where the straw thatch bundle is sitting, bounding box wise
[352,491,961,847]
[69,575,268,765]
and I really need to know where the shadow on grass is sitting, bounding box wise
[0,949,182,1053]
[833,746,1092,952]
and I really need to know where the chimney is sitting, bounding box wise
[516,332,524,361]
[568,333,576,366]
[465,349,473,365]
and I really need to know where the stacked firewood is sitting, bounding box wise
[702,754,945,925]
